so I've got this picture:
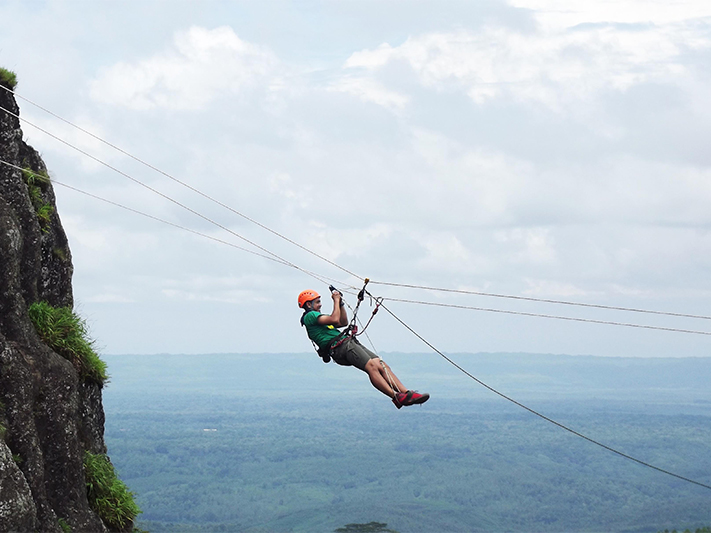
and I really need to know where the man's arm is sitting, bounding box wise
[316,291,345,326]
[337,297,348,327]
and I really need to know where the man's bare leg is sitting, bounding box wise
[379,359,407,393]
[364,358,407,398]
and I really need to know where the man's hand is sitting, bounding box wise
[317,288,347,326]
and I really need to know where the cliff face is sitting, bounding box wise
[0,78,113,531]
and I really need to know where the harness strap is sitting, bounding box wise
[302,278,375,363]
[346,279,369,331]
[355,296,382,337]
[328,278,370,351]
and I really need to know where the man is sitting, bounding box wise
[299,288,430,409]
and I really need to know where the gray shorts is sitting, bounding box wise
[331,337,378,371]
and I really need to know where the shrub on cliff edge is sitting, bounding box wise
[28,301,109,385]
[0,67,17,90]
[21,166,54,230]
[84,451,141,530]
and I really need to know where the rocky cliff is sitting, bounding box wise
[0,71,131,532]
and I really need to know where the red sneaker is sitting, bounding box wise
[392,390,430,409]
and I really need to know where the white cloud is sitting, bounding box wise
[303,222,393,263]
[84,293,135,303]
[495,227,558,265]
[22,112,119,172]
[161,275,272,304]
[328,75,409,110]
[522,279,589,298]
[268,172,310,209]
[89,26,279,110]
[508,0,711,30]
[399,129,532,226]
[415,231,477,273]
[341,22,711,111]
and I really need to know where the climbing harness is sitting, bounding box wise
[307,280,396,392]
[320,279,370,360]
[301,279,382,363]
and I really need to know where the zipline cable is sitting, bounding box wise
[4,87,710,492]
[56,182,292,267]
[3,92,711,331]
[4,151,711,490]
[14,159,711,492]
[383,296,711,336]
[376,299,711,491]
[0,104,352,286]
[3,88,710,324]
[0,85,362,281]
[3,155,710,337]
[0,159,354,290]
[370,281,711,321]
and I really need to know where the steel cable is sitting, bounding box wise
[3,86,709,324]
[377,299,711,491]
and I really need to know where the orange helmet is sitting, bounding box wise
[298,290,320,308]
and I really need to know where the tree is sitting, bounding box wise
[334,522,400,533]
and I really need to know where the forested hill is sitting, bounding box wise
[104,352,711,533]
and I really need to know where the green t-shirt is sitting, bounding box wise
[302,311,343,349]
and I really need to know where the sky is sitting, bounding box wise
[2,0,711,357]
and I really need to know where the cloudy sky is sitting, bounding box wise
[2,0,711,357]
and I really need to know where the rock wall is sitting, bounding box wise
[0,78,112,531]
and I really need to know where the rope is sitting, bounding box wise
[9,154,711,337]
[377,299,711,491]
[4,89,711,337]
[343,295,398,394]
[382,296,711,337]
[3,90,709,490]
[370,280,711,321]
[0,85,362,281]
[0,105,351,286]
[355,296,383,337]
[3,88,710,326]
[0,159,352,290]
[344,278,371,335]
[381,360,400,395]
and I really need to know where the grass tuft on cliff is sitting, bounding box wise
[84,451,141,530]
[0,67,17,90]
[28,301,109,385]
[21,166,54,231]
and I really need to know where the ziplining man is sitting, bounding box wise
[298,288,430,409]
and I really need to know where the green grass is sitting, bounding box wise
[35,203,55,227]
[21,167,54,231]
[58,518,72,533]
[28,301,108,385]
[0,67,17,90]
[53,246,68,261]
[84,451,141,531]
